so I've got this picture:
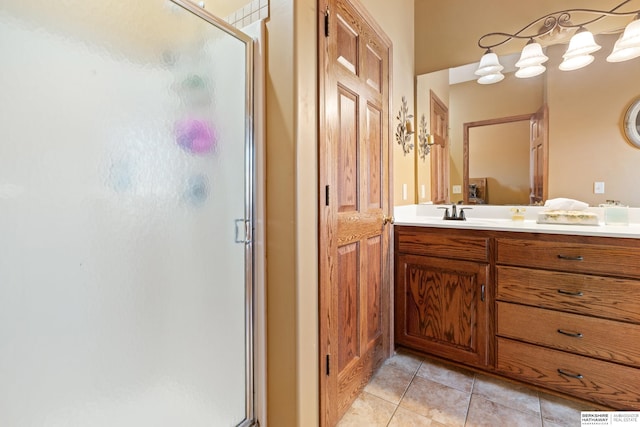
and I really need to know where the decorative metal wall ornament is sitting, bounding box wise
[417,114,435,160]
[395,96,414,155]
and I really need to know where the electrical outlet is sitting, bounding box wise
[594,181,605,194]
[453,185,462,194]
[421,184,426,199]
[402,183,408,200]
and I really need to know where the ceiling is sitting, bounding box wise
[414,0,640,74]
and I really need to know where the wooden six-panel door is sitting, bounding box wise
[430,90,449,204]
[319,0,392,425]
[530,104,548,205]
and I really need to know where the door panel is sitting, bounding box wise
[366,103,382,209]
[338,242,360,372]
[319,0,392,425]
[366,236,382,342]
[338,86,359,212]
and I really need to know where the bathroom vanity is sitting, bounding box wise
[394,205,640,409]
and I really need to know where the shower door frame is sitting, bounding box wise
[170,2,257,426]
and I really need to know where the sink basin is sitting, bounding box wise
[441,217,512,225]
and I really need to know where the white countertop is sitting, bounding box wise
[394,204,640,239]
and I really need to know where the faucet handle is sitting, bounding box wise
[437,206,450,219]
[458,207,472,219]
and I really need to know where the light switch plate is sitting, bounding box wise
[453,185,462,194]
[594,181,605,194]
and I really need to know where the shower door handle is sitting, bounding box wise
[235,219,251,244]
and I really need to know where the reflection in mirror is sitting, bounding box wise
[463,115,534,205]
[416,33,640,207]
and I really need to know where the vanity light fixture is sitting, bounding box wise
[514,39,549,77]
[417,114,435,160]
[607,14,640,61]
[474,48,505,84]
[476,1,640,84]
[395,96,414,155]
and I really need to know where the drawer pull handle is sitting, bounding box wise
[557,289,584,297]
[557,368,583,380]
[557,329,583,338]
[557,254,584,261]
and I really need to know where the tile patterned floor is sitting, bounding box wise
[337,348,602,427]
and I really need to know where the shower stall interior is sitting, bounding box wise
[0,1,259,425]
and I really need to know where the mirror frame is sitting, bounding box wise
[624,98,640,148]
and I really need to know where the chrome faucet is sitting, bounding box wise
[438,204,471,221]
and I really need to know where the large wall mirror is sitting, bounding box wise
[415,33,640,207]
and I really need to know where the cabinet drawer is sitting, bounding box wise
[396,228,489,262]
[496,238,640,278]
[497,266,640,323]
[497,302,640,367]
[497,338,640,410]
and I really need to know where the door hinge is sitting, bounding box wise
[325,185,330,206]
[324,6,330,37]
[326,354,330,376]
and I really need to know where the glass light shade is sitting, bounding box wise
[515,42,549,68]
[515,64,546,78]
[617,18,640,49]
[477,72,505,84]
[559,53,595,71]
[475,51,504,76]
[607,33,640,62]
[563,28,601,58]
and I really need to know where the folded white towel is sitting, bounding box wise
[544,197,589,211]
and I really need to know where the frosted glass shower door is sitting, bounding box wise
[0,1,254,426]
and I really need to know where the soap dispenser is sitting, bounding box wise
[601,200,628,225]
[511,207,526,221]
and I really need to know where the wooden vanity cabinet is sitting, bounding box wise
[394,226,640,409]
[495,233,640,409]
[394,226,492,368]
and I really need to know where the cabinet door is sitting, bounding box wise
[395,253,491,367]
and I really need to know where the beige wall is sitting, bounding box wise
[415,70,449,203]
[265,0,415,426]
[449,73,544,202]
[546,34,640,207]
[264,0,297,425]
[360,0,416,206]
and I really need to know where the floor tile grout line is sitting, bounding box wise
[341,352,596,426]
[462,374,477,426]
[535,391,544,427]
[384,359,422,427]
